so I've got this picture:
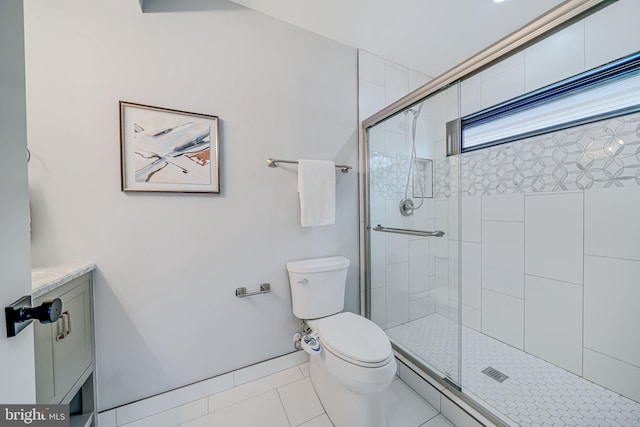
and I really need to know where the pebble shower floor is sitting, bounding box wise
[387,314,640,426]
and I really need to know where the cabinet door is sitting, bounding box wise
[34,320,55,403]
[52,280,92,399]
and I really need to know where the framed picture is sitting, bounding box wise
[120,101,220,193]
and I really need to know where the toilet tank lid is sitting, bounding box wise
[286,256,350,273]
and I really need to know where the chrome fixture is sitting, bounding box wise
[399,198,415,216]
[235,283,271,298]
[267,158,352,173]
[372,224,444,238]
[399,102,427,216]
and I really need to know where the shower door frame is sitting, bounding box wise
[360,0,615,423]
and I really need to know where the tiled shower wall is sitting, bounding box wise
[451,111,640,404]
[358,49,456,329]
[361,0,640,403]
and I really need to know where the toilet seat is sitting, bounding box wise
[316,312,393,368]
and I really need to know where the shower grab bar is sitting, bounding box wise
[267,158,352,173]
[372,224,445,238]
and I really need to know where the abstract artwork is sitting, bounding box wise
[120,101,220,193]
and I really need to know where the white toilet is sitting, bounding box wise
[286,256,396,427]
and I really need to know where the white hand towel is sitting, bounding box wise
[297,159,336,227]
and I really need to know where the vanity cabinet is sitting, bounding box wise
[33,272,95,427]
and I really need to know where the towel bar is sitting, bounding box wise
[267,158,351,173]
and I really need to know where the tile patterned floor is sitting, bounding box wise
[387,314,640,427]
[120,361,456,427]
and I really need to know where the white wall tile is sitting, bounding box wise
[524,275,583,375]
[358,50,384,86]
[367,124,385,153]
[480,52,525,109]
[524,21,585,92]
[370,286,386,327]
[120,399,207,427]
[482,290,524,350]
[97,410,116,427]
[414,116,434,160]
[585,0,640,70]
[277,378,324,426]
[447,197,459,241]
[409,297,430,321]
[583,348,640,403]
[525,192,584,284]
[386,198,411,229]
[385,109,408,133]
[481,194,524,221]
[370,231,386,289]
[397,362,442,412]
[409,239,429,298]
[359,80,386,121]
[386,262,409,327]
[448,242,460,302]
[584,255,640,367]
[386,233,409,264]
[410,200,431,236]
[482,221,524,298]
[460,74,482,117]
[409,70,431,92]
[461,196,481,243]
[435,200,449,258]
[585,186,640,261]
[434,258,449,316]
[385,62,409,105]
[445,84,460,122]
[462,242,481,309]
[440,397,483,427]
[384,128,409,156]
[462,304,481,332]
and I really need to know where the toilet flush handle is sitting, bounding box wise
[297,279,308,284]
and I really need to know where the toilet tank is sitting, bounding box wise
[286,256,350,320]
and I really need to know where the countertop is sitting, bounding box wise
[32,262,96,299]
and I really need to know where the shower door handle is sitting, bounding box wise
[372,224,445,238]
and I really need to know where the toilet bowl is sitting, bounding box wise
[286,257,396,427]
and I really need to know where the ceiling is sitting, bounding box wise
[228,0,568,77]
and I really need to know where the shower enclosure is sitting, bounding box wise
[363,1,640,425]
[366,84,462,389]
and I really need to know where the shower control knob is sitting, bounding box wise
[19,298,63,324]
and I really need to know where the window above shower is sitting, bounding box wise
[461,52,640,153]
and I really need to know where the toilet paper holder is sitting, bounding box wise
[236,283,271,298]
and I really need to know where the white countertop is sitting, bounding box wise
[32,262,96,299]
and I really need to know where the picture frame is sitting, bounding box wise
[119,101,220,193]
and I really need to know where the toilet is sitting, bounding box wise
[286,256,396,427]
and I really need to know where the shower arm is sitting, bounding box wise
[371,224,445,238]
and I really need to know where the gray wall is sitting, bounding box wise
[24,0,358,410]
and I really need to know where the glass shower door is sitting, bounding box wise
[366,83,461,387]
